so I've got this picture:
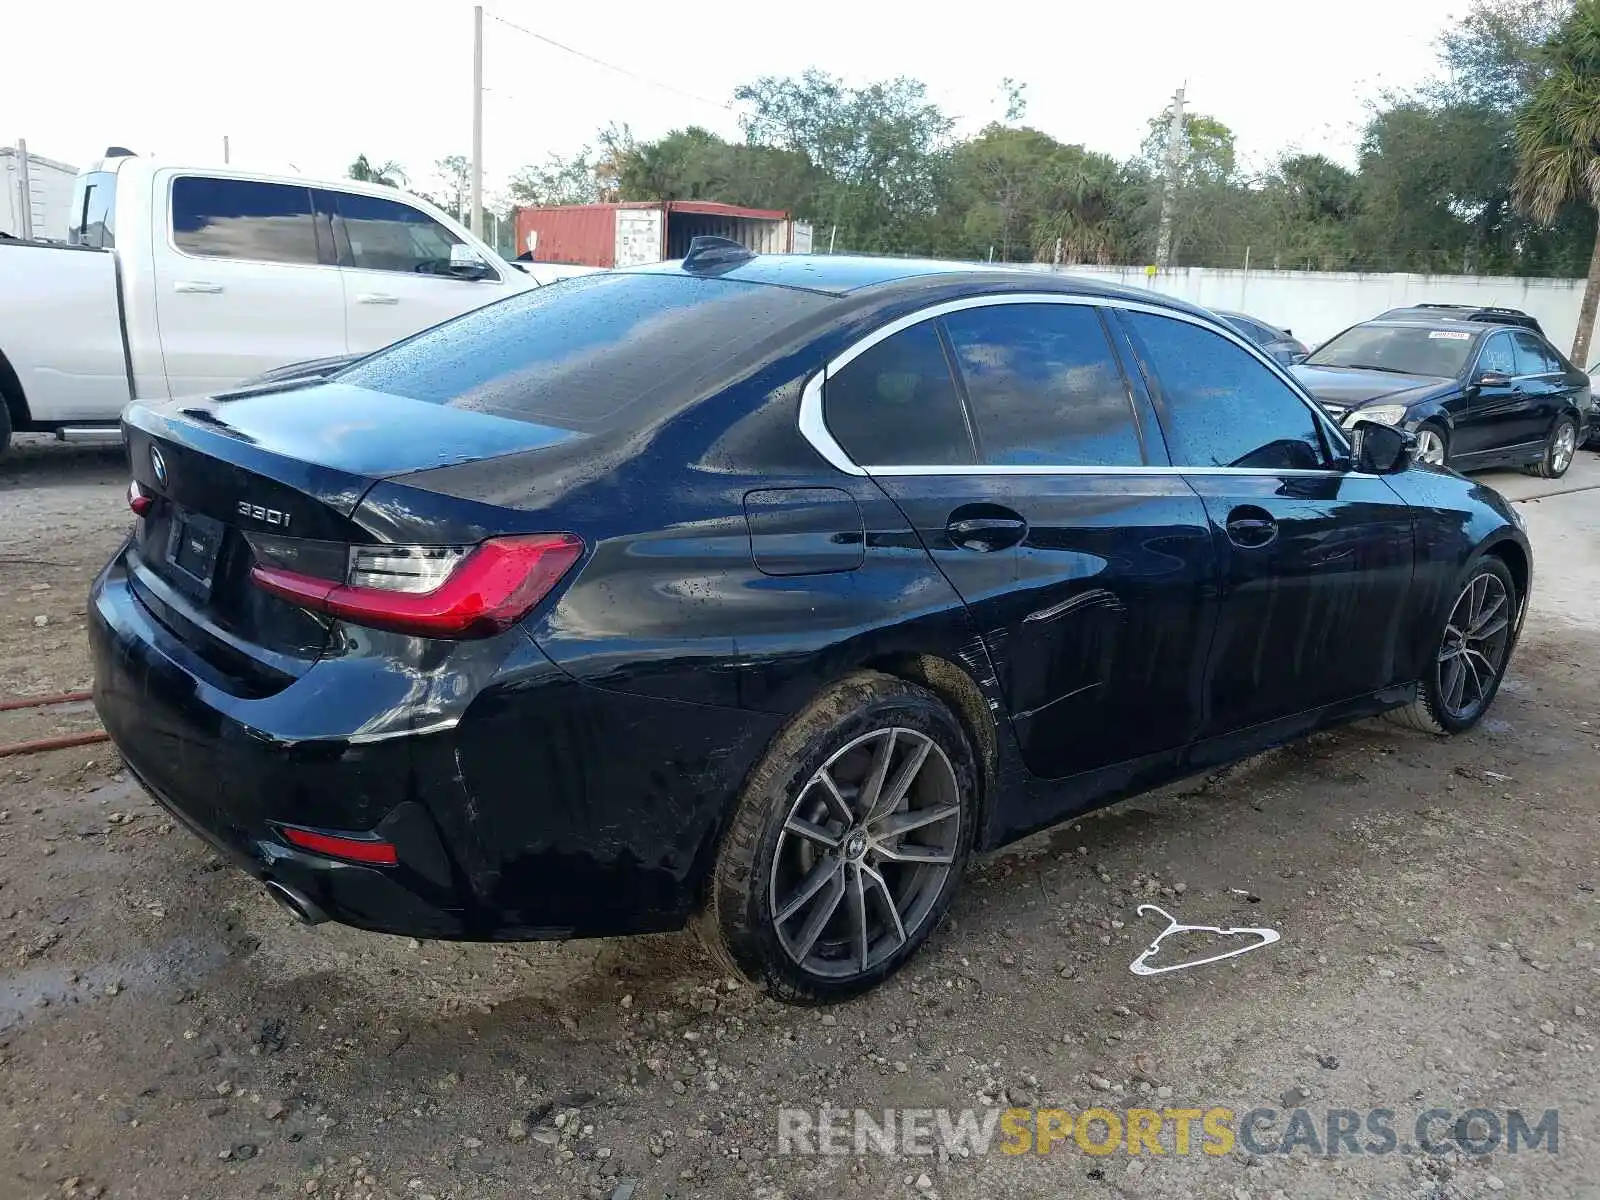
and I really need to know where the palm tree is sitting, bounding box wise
[347,154,408,189]
[1513,0,1600,363]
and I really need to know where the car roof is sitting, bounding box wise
[626,253,1221,320]
[1377,304,1540,330]
[1356,317,1495,335]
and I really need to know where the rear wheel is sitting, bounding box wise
[1414,421,1448,467]
[1524,415,1577,479]
[1386,557,1517,735]
[699,672,977,1004]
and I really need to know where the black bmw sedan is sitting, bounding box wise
[90,248,1531,1002]
[1292,315,1590,477]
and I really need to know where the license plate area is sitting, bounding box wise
[165,508,225,600]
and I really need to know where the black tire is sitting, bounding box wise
[1523,414,1577,479]
[0,401,11,458]
[1386,556,1518,736]
[1413,419,1449,468]
[698,671,978,1004]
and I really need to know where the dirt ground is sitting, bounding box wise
[1,433,1596,1200]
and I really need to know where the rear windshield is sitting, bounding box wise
[1305,324,1477,378]
[338,272,829,433]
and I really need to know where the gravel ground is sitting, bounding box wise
[1,434,1597,1200]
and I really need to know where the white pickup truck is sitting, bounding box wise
[0,150,593,455]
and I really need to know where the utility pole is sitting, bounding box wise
[15,139,33,241]
[470,4,484,239]
[223,135,230,164]
[1154,84,1186,273]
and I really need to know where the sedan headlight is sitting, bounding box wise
[1342,404,1409,428]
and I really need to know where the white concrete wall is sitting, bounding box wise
[1013,263,1599,365]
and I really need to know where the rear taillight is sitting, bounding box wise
[249,533,583,639]
[128,481,152,517]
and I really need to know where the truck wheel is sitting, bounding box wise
[698,672,977,1004]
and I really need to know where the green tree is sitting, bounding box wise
[1513,0,1600,361]
[734,70,953,252]
[433,155,472,222]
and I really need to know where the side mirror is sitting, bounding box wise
[1475,369,1513,388]
[445,244,495,280]
[1351,419,1415,474]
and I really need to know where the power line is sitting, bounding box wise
[486,12,733,113]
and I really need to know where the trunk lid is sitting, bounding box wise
[121,384,587,688]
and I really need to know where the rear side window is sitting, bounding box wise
[68,171,117,248]
[942,304,1143,466]
[171,177,320,265]
[1512,331,1562,375]
[1126,311,1329,471]
[824,323,975,466]
[340,271,831,434]
[334,192,473,276]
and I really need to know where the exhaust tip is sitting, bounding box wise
[264,880,328,926]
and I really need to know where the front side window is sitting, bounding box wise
[1478,331,1517,376]
[1512,331,1561,376]
[823,322,975,467]
[171,177,320,265]
[1126,311,1329,471]
[942,303,1143,466]
[335,192,474,276]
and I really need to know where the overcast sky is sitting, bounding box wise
[5,0,1465,200]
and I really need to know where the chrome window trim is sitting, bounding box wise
[798,292,1353,479]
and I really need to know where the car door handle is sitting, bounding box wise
[173,281,223,294]
[1225,506,1278,549]
[947,511,1028,552]
[356,293,400,305]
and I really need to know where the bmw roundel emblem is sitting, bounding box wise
[149,444,167,487]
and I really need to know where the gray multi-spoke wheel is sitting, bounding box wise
[1387,556,1519,735]
[1526,415,1576,479]
[769,727,961,978]
[699,672,977,1003]
[1414,422,1448,467]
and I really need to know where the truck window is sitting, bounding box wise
[69,171,118,248]
[333,192,481,277]
[171,177,321,266]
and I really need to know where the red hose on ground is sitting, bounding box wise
[0,730,111,758]
[0,691,93,713]
[0,691,106,757]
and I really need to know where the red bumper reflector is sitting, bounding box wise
[250,533,583,639]
[280,825,399,866]
[128,481,153,517]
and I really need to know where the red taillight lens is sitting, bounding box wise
[249,533,583,639]
[128,481,153,517]
[280,825,399,866]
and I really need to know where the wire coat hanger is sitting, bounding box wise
[1128,904,1281,976]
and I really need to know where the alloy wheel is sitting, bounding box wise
[1551,422,1576,474]
[1415,427,1447,466]
[769,727,961,978]
[1436,572,1513,721]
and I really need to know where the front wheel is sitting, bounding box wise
[698,672,977,1004]
[1524,415,1577,479]
[1413,421,1449,467]
[1387,557,1518,735]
